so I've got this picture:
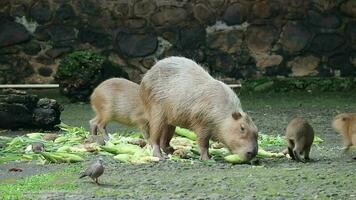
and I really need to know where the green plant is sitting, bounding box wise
[56,50,105,78]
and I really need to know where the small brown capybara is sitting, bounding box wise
[89,78,149,141]
[285,117,314,162]
[332,113,356,151]
[140,56,258,161]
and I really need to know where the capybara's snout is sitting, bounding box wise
[244,146,258,161]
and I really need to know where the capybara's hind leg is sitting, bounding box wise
[89,118,98,135]
[160,125,176,155]
[196,128,211,160]
[148,107,165,159]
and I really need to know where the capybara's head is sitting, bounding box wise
[220,112,258,161]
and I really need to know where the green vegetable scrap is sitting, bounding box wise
[175,127,197,141]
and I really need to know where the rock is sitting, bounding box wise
[207,53,236,75]
[133,0,156,17]
[79,27,112,48]
[288,55,320,76]
[125,18,147,29]
[193,3,215,24]
[223,2,249,25]
[328,54,350,68]
[22,41,41,55]
[207,29,244,54]
[10,4,27,17]
[346,21,356,50]
[30,0,52,24]
[38,66,53,77]
[55,4,76,21]
[307,10,341,29]
[310,33,345,53]
[45,47,72,58]
[151,7,187,27]
[279,22,311,54]
[33,98,62,128]
[0,103,32,129]
[253,53,283,68]
[117,33,158,57]
[47,25,76,47]
[0,91,61,129]
[0,20,30,47]
[78,0,99,15]
[352,52,356,67]
[0,56,34,83]
[340,0,356,17]
[178,26,206,50]
[251,0,282,19]
[34,25,50,41]
[247,25,277,53]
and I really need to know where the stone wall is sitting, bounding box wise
[0,0,355,84]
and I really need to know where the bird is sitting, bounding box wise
[79,158,104,184]
[31,142,45,153]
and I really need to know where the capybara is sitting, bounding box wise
[89,78,149,141]
[285,117,314,162]
[140,56,258,161]
[332,113,356,151]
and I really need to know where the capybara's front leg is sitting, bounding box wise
[304,145,311,161]
[160,125,176,155]
[293,144,305,163]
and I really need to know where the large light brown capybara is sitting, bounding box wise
[285,117,314,162]
[332,113,356,151]
[89,78,149,141]
[140,56,258,161]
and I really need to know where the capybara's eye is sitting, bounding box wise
[240,125,245,132]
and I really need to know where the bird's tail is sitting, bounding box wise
[79,174,86,179]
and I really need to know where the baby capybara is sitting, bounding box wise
[90,78,149,141]
[140,56,258,161]
[285,117,314,162]
[332,113,356,151]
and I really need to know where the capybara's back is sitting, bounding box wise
[140,56,258,161]
[285,117,314,162]
[90,78,148,140]
[332,113,356,150]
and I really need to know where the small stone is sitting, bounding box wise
[133,0,156,17]
[38,66,53,77]
[151,7,187,27]
[207,29,243,54]
[55,4,76,21]
[340,0,356,17]
[222,2,249,25]
[310,33,345,53]
[288,55,320,76]
[247,25,277,53]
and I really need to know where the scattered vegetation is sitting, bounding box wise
[241,77,356,93]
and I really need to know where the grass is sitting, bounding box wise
[0,164,82,200]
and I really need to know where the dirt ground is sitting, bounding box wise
[1,90,356,200]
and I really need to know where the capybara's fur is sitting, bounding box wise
[89,78,149,140]
[285,117,314,162]
[332,113,356,150]
[140,56,258,161]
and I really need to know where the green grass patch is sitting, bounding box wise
[0,164,82,200]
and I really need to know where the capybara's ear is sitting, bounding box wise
[232,112,242,120]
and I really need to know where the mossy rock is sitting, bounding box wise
[55,50,129,102]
